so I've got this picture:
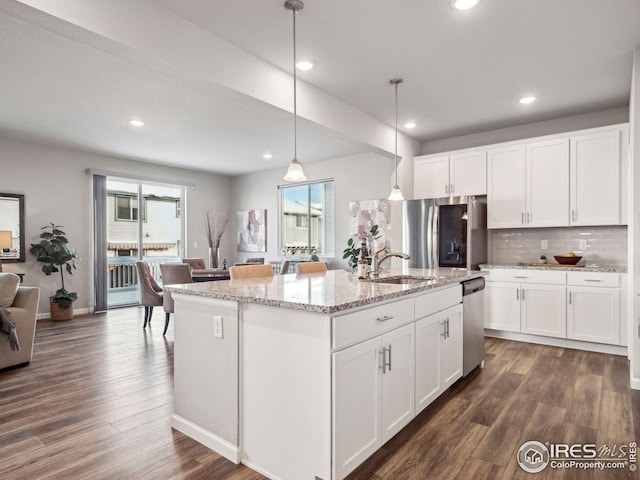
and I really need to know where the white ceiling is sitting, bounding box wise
[1,0,640,175]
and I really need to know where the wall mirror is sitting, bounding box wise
[0,193,25,263]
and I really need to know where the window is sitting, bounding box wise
[115,195,137,221]
[279,180,334,256]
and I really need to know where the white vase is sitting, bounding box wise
[208,247,220,269]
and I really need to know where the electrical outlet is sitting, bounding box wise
[541,240,548,250]
[579,239,588,250]
[213,315,223,339]
[193,241,198,248]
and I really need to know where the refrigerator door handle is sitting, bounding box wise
[432,205,439,269]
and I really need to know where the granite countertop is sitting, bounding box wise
[480,263,627,273]
[164,268,485,314]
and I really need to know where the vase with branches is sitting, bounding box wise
[201,210,230,269]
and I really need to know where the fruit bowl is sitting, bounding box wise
[553,255,583,265]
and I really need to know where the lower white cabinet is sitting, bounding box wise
[332,322,414,480]
[521,284,567,338]
[483,268,626,348]
[415,304,463,414]
[568,287,620,345]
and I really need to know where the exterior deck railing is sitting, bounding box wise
[107,256,178,290]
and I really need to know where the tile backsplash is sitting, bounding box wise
[490,226,628,266]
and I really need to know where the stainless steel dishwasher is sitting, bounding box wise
[461,276,485,376]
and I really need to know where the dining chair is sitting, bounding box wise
[159,263,192,335]
[280,259,291,275]
[136,261,163,329]
[295,262,328,274]
[181,257,206,270]
[229,264,275,280]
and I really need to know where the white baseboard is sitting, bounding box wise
[37,307,90,320]
[171,414,240,464]
[241,459,283,480]
[485,330,628,356]
[631,377,640,390]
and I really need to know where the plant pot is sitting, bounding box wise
[50,300,74,321]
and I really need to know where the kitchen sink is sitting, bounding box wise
[367,275,437,285]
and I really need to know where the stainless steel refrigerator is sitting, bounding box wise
[402,196,487,270]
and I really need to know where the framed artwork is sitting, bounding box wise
[348,199,391,248]
[237,209,267,252]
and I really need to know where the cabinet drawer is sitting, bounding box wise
[415,284,462,320]
[332,297,414,350]
[482,269,565,285]
[567,272,619,288]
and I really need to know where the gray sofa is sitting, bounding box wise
[0,273,40,371]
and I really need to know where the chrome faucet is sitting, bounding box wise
[370,246,411,277]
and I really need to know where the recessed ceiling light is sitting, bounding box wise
[129,119,145,127]
[296,60,315,71]
[519,96,537,104]
[404,122,417,129]
[263,153,273,160]
[452,0,478,10]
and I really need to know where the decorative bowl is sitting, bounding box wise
[553,255,582,265]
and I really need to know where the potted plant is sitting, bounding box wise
[29,223,80,321]
[342,224,381,269]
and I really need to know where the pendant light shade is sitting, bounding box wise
[283,0,307,182]
[388,78,404,201]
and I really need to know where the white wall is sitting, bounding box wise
[630,48,640,389]
[422,107,629,155]
[231,152,409,269]
[0,136,232,315]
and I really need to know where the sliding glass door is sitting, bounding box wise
[104,178,184,307]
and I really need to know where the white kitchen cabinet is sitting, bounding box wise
[526,138,569,227]
[488,139,569,228]
[484,281,521,332]
[333,323,414,479]
[415,304,463,414]
[414,151,486,199]
[570,129,621,226]
[487,144,526,228]
[520,284,567,338]
[567,272,621,345]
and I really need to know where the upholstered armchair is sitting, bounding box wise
[0,273,40,371]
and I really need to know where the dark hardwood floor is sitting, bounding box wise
[1,308,637,479]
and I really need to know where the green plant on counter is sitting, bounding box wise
[342,224,381,269]
[29,223,80,308]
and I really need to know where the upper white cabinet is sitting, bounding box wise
[484,124,627,228]
[487,139,569,228]
[414,150,486,199]
[570,129,623,226]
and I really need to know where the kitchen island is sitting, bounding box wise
[164,268,483,480]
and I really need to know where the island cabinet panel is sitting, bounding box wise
[332,323,415,480]
[332,297,414,349]
[415,304,463,415]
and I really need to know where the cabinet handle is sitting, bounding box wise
[569,292,572,304]
[379,349,386,374]
[522,288,525,301]
[516,288,519,300]
[571,209,576,221]
[377,315,394,322]
[451,184,454,194]
[527,212,530,224]
[584,279,603,283]
[440,321,447,338]
[446,319,450,339]
[386,345,392,372]
[513,276,529,279]
[445,184,449,194]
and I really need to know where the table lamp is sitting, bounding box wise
[0,230,12,272]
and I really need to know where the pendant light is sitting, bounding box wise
[388,78,405,201]
[283,0,307,182]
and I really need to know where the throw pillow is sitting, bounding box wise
[0,272,20,308]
